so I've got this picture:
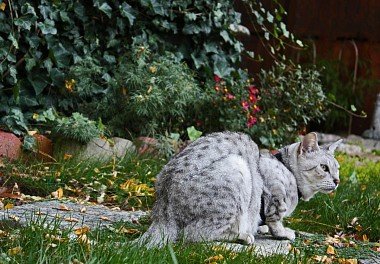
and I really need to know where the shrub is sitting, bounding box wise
[252,62,327,148]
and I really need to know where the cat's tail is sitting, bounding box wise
[135,220,178,248]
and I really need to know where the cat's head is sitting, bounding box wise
[296,132,342,200]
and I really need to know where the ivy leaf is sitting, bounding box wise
[28,72,49,96]
[38,19,57,35]
[25,57,37,71]
[1,108,28,136]
[220,30,232,44]
[14,17,32,31]
[187,126,202,141]
[23,135,37,152]
[212,55,233,78]
[98,3,112,18]
[120,3,135,26]
[8,34,18,49]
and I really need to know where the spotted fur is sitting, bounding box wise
[138,131,342,247]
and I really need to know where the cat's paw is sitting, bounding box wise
[271,228,296,241]
[238,233,255,244]
[278,228,295,241]
[257,225,269,234]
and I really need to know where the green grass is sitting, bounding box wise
[0,152,380,263]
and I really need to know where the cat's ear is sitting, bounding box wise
[325,139,343,154]
[299,132,320,155]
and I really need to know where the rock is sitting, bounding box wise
[316,133,343,144]
[33,134,53,161]
[0,131,22,161]
[213,234,290,257]
[0,200,147,229]
[363,93,380,140]
[337,143,364,156]
[347,135,380,152]
[54,137,136,161]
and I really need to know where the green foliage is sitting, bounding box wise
[74,46,203,137]
[0,0,305,142]
[253,62,327,148]
[315,59,377,132]
[36,109,102,144]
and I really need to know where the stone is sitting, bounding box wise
[316,132,343,144]
[0,131,22,161]
[363,93,380,140]
[0,200,147,229]
[54,137,136,161]
[347,135,380,152]
[33,134,53,161]
[337,143,363,156]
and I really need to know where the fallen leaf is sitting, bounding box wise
[8,246,22,255]
[64,217,79,223]
[338,259,358,264]
[204,254,224,263]
[51,187,63,199]
[63,153,72,160]
[74,226,90,236]
[117,227,140,234]
[4,203,14,210]
[57,204,71,211]
[8,214,19,221]
[0,2,6,11]
[80,207,86,213]
[362,234,369,242]
[99,216,110,221]
[326,245,336,255]
[0,230,8,237]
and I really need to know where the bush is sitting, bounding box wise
[252,62,327,148]
[74,46,203,137]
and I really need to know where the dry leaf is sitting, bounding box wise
[0,2,6,11]
[117,227,140,234]
[8,214,20,221]
[74,226,90,236]
[204,254,224,263]
[51,187,63,199]
[326,245,336,255]
[8,246,22,255]
[0,230,8,237]
[338,259,358,264]
[99,216,110,221]
[80,207,86,213]
[63,153,73,160]
[4,203,14,210]
[57,204,71,211]
[64,217,79,223]
[362,234,369,242]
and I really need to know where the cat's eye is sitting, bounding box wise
[321,164,329,172]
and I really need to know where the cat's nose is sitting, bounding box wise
[333,179,340,186]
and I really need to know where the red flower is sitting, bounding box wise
[214,85,220,92]
[214,75,222,83]
[241,101,250,111]
[248,85,259,95]
[252,104,261,113]
[249,95,257,103]
[225,93,235,100]
[246,115,257,128]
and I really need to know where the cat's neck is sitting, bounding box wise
[278,142,317,201]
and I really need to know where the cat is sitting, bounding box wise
[138,131,342,248]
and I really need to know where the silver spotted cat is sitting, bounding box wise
[139,131,342,247]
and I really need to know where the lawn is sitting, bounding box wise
[0,152,379,263]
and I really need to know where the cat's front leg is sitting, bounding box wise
[266,221,295,240]
[264,195,295,240]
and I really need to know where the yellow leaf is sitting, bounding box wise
[4,203,14,210]
[362,234,369,242]
[64,217,79,223]
[63,153,72,160]
[0,2,6,11]
[51,187,63,199]
[8,246,22,255]
[57,204,71,211]
[338,259,358,264]
[326,245,335,255]
[99,216,110,221]
[74,226,90,236]
[204,254,224,263]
